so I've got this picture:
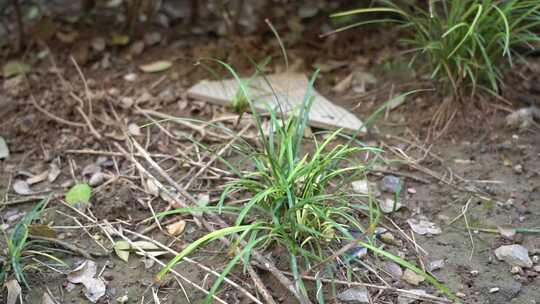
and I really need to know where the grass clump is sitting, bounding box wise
[153,60,458,302]
[1,198,66,288]
[332,0,540,98]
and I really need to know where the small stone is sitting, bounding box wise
[456,292,466,298]
[380,197,402,213]
[513,164,523,174]
[402,269,424,286]
[489,287,500,293]
[128,123,142,136]
[120,97,134,109]
[158,88,176,103]
[91,37,106,52]
[510,266,522,274]
[397,289,427,304]
[124,73,137,82]
[351,180,369,194]
[89,172,105,186]
[116,295,129,303]
[534,266,540,272]
[497,226,516,240]
[384,262,403,280]
[407,188,416,194]
[470,270,479,276]
[144,32,162,46]
[532,255,539,264]
[337,286,369,303]
[428,259,445,272]
[130,41,145,55]
[380,175,401,193]
[495,245,533,268]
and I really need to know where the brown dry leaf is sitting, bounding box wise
[166,220,186,236]
[29,224,57,238]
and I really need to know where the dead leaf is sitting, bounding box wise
[146,179,160,196]
[82,163,101,177]
[48,163,61,182]
[67,260,106,303]
[3,60,31,78]
[139,60,172,73]
[166,220,186,236]
[27,170,49,185]
[41,292,57,304]
[114,240,165,262]
[332,73,353,93]
[5,279,21,304]
[13,180,33,195]
[407,218,441,235]
[497,226,516,240]
[0,136,9,159]
[113,241,131,262]
[110,33,130,45]
[56,30,79,43]
[28,224,57,238]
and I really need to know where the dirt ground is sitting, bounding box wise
[1,2,540,304]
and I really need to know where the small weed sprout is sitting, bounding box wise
[332,0,540,98]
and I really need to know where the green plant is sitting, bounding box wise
[332,0,540,97]
[151,60,458,302]
[1,198,66,288]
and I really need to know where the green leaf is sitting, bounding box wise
[65,184,92,205]
[139,60,173,73]
[110,33,130,45]
[3,61,31,78]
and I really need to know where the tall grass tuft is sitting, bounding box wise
[153,61,458,302]
[332,0,540,97]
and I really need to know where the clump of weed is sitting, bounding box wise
[332,0,540,98]
[153,60,457,302]
[1,198,66,288]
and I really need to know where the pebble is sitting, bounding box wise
[428,259,445,272]
[495,244,533,268]
[510,266,522,274]
[380,175,401,193]
[397,289,427,304]
[380,197,403,213]
[124,73,137,82]
[351,179,369,194]
[470,270,479,276]
[532,255,539,264]
[456,292,466,298]
[489,287,500,293]
[89,172,105,186]
[384,262,403,280]
[407,187,416,194]
[402,269,425,286]
[534,266,540,272]
[336,286,369,303]
[513,164,523,174]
